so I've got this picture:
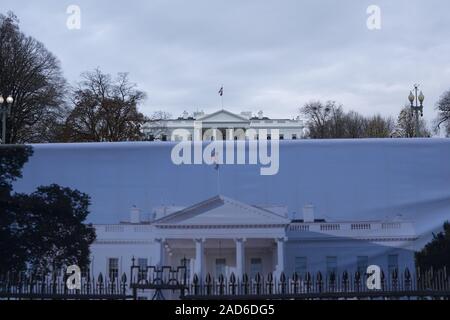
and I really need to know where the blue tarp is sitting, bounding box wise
[12,139,450,248]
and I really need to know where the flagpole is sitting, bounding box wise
[217,165,220,195]
[221,84,224,109]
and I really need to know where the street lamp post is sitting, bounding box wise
[0,95,14,144]
[408,85,425,138]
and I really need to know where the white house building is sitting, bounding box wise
[143,109,306,141]
[90,195,417,283]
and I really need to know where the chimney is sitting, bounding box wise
[130,205,141,224]
[303,204,315,223]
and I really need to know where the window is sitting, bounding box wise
[161,135,167,141]
[108,258,119,280]
[292,134,297,140]
[250,258,263,280]
[357,256,368,275]
[215,259,226,277]
[388,254,399,276]
[138,258,148,280]
[279,134,284,140]
[294,257,307,276]
[267,134,271,140]
[148,135,155,141]
[326,256,337,277]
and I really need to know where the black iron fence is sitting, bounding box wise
[1,264,449,300]
[182,267,450,299]
[0,271,130,300]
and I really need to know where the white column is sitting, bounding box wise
[235,238,246,280]
[194,238,205,280]
[275,237,286,276]
[155,238,166,267]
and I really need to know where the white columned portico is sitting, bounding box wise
[155,238,166,267]
[194,238,205,281]
[235,238,246,280]
[275,237,286,276]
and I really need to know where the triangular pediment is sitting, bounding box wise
[153,196,289,226]
[197,110,250,123]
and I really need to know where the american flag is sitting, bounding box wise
[218,86,223,97]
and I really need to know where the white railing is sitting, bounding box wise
[104,225,124,232]
[320,224,341,231]
[351,223,371,230]
[382,222,401,229]
[98,224,153,233]
[288,221,415,238]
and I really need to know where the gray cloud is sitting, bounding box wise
[3,0,450,124]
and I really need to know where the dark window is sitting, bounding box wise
[138,258,148,281]
[326,256,337,277]
[250,258,263,280]
[215,258,226,277]
[108,258,119,280]
[295,257,307,276]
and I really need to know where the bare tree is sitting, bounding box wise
[344,111,366,138]
[363,114,395,138]
[300,101,342,138]
[435,89,450,136]
[328,105,347,138]
[63,69,146,142]
[393,106,430,138]
[301,101,397,139]
[0,12,67,143]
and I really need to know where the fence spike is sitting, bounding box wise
[255,272,261,284]
[205,273,212,284]
[404,268,411,280]
[229,272,236,284]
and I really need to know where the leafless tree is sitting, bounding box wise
[393,105,430,138]
[300,101,342,138]
[344,111,366,138]
[435,90,450,136]
[363,114,395,138]
[0,12,67,143]
[301,101,397,139]
[63,69,146,142]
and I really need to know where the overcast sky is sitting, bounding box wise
[3,0,450,123]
